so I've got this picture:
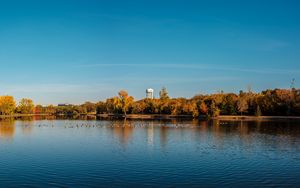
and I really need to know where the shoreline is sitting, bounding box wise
[1,114,300,120]
[96,114,195,120]
[0,114,49,118]
[97,114,300,120]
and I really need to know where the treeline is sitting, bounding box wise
[94,88,300,117]
[0,97,34,115]
[1,87,300,117]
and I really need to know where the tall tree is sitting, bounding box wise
[17,98,35,114]
[209,101,220,117]
[0,96,16,115]
[116,90,134,116]
[237,97,248,115]
[159,87,169,100]
[255,105,262,117]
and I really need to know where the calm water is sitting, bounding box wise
[0,117,300,187]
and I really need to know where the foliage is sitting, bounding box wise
[255,105,262,117]
[159,87,169,100]
[17,98,35,114]
[237,97,248,115]
[2,88,300,118]
[115,90,134,116]
[0,96,16,115]
[81,102,96,113]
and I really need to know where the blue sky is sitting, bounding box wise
[0,0,300,105]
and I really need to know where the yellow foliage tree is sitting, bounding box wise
[0,96,16,115]
[116,90,134,116]
[17,98,35,114]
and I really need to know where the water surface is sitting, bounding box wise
[0,117,299,187]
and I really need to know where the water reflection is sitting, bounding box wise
[111,119,134,146]
[0,116,300,146]
[160,125,168,150]
[0,119,15,140]
[0,117,299,187]
[20,120,34,136]
[147,122,154,146]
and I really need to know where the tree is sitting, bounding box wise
[255,105,262,117]
[182,101,198,118]
[116,90,134,116]
[199,102,208,115]
[82,102,96,114]
[209,101,220,117]
[35,105,45,114]
[45,105,56,115]
[159,87,169,100]
[17,98,34,114]
[96,101,107,114]
[237,97,248,115]
[0,96,16,115]
[106,98,116,113]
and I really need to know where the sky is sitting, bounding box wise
[0,0,300,105]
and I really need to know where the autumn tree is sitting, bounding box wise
[237,97,248,115]
[105,98,116,113]
[255,105,262,116]
[209,101,220,117]
[159,87,169,100]
[96,101,107,114]
[199,102,208,116]
[17,98,35,114]
[182,100,199,118]
[45,105,56,115]
[82,102,96,114]
[131,99,147,114]
[34,105,41,114]
[0,96,16,115]
[116,90,134,116]
[144,99,159,114]
[159,99,172,114]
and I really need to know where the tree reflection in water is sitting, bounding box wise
[111,119,134,146]
[0,116,299,150]
[0,118,15,140]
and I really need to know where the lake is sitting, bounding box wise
[0,117,300,187]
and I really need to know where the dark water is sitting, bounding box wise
[0,117,300,187]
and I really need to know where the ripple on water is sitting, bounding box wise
[0,119,299,187]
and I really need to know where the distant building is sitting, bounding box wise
[58,103,72,107]
[146,88,154,99]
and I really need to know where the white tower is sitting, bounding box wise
[146,88,154,99]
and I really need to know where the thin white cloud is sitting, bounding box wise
[75,63,300,74]
[112,76,237,84]
[2,83,116,94]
